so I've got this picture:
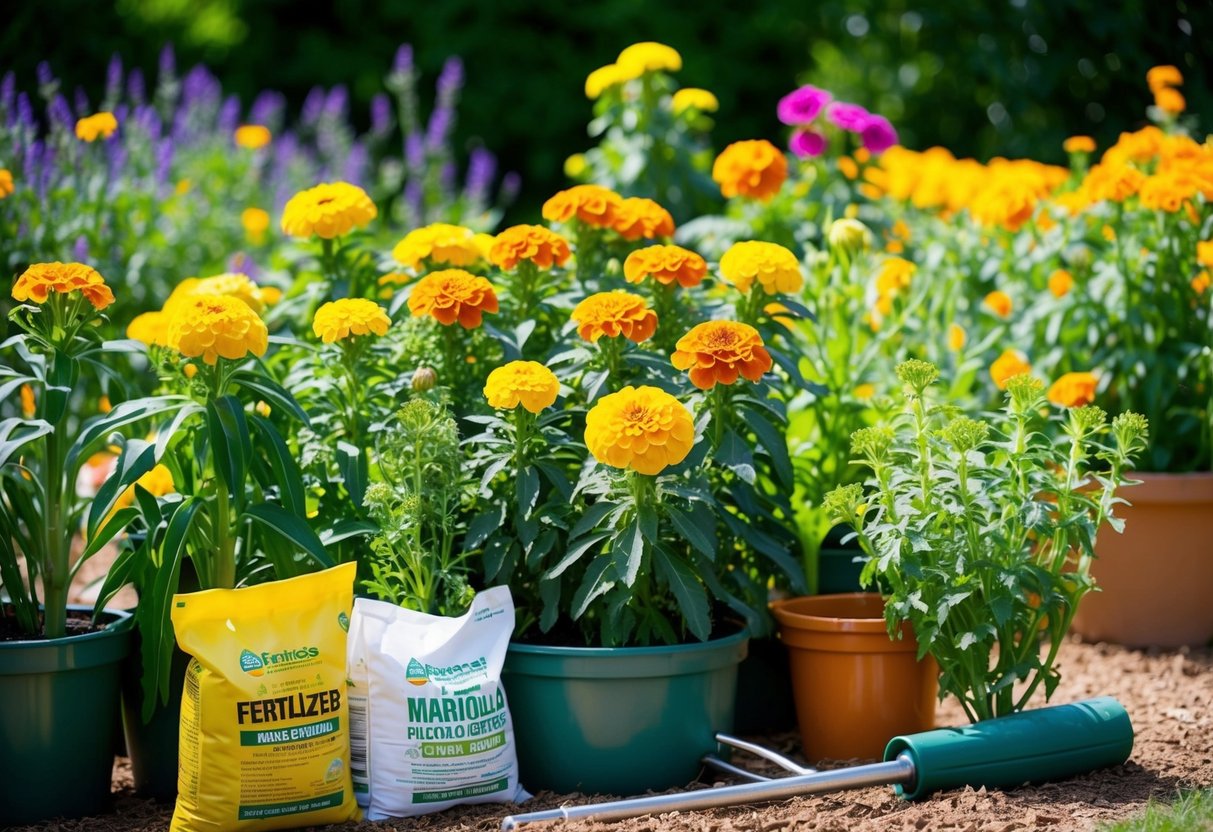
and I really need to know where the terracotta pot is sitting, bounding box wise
[1071,471,1213,648]
[772,593,937,762]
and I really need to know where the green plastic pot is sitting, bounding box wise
[0,606,133,825]
[121,641,190,801]
[816,524,866,595]
[503,629,748,795]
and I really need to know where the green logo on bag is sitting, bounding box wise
[338,612,350,632]
[240,649,265,676]
[406,658,429,686]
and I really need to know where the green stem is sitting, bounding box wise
[41,425,67,638]
[213,475,236,589]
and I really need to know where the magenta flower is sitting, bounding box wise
[826,102,870,132]
[860,115,898,154]
[777,85,832,126]
[789,129,827,158]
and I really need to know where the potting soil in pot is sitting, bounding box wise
[168,562,360,832]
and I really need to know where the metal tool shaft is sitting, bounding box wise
[500,754,916,829]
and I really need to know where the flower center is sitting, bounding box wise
[706,328,739,348]
[316,197,335,206]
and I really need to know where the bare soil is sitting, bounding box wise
[8,636,1211,832]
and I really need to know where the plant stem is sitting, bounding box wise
[42,425,67,638]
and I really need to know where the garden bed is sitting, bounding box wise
[14,637,1210,832]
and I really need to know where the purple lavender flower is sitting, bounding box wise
[159,44,176,79]
[107,140,127,179]
[437,57,464,99]
[324,85,348,120]
[250,91,285,129]
[404,179,424,225]
[73,235,90,262]
[464,147,496,206]
[777,85,832,126]
[789,129,827,158]
[500,171,521,206]
[228,252,259,279]
[48,95,72,131]
[16,93,34,131]
[23,140,42,190]
[343,141,369,186]
[425,106,452,152]
[859,114,898,154]
[405,133,425,172]
[826,102,870,132]
[370,93,392,136]
[105,55,123,102]
[393,44,414,76]
[37,145,56,199]
[218,94,240,134]
[301,87,325,125]
[36,61,54,89]
[1,72,14,118]
[128,68,146,105]
[181,65,218,110]
[74,87,90,118]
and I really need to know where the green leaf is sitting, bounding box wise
[715,429,756,484]
[653,546,711,641]
[42,353,79,425]
[545,531,611,579]
[741,405,794,488]
[570,556,614,620]
[69,396,190,472]
[569,500,618,540]
[538,576,562,632]
[87,439,156,538]
[251,414,307,517]
[206,397,251,511]
[141,497,199,720]
[667,504,717,560]
[318,519,378,547]
[0,417,53,471]
[516,465,540,519]
[229,371,310,426]
[243,504,334,571]
[611,518,645,587]
[335,441,367,511]
[77,507,139,571]
[464,505,506,551]
[91,541,144,621]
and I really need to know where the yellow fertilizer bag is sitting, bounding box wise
[170,562,361,832]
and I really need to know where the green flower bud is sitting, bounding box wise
[895,359,940,394]
[1112,411,1149,450]
[1070,404,1107,435]
[411,366,438,392]
[941,416,989,453]
[827,218,872,254]
[851,426,895,463]
[1005,374,1046,415]
[822,483,866,525]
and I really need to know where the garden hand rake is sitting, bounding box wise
[500,696,1132,829]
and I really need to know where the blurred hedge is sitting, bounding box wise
[4,0,1210,221]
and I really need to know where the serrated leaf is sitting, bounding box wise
[570,557,613,619]
[611,518,645,587]
[546,531,611,579]
[653,546,710,641]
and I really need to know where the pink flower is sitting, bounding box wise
[859,115,898,153]
[777,85,833,126]
[826,102,871,132]
[789,129,827,158]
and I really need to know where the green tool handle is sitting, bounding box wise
[884,696,1133,800]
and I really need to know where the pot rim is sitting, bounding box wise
[0,606,133,671]
[504,626,749,680]
[1118,470,1213,504]
[771,592,893,634]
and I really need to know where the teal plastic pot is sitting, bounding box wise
[503,629,749,795]
[121,641,190,801]
[0,607,133,825]
[817,525,866,595]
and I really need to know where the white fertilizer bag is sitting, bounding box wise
[347,586,529,820]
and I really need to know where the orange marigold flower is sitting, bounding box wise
[20,383,35,418]
[1048,269,1073,298]
[1192,271,1210,294]
[990,349,1032,390]
[281,181,377,239]
[570,291,658,344]
[241,207,270,244]
[719,241,803,295]
[712,139,788,202]
[1047,372,1098,408]
[611,197,675,241]
[489,225,572,270]
[671,320,772,390]
[623,244,707,288]
[1155,84,1187,112]
[483,361,560,414]
[75,112,118,142]
[234,125,271,149]
[0,168,13,199]
[837,156,860,180]
[983,290,1013,318]
[312,298,391,343]
[1146,65,1183,93]
[12,261,114,311]
[541,184,622,229]
[127,311,170,347]
[392,223,485,271]
[407,269,499,329]
[584,385,695,475]
[1063,136,1096,154]
[947,323,966,352]
[168,295,269,365]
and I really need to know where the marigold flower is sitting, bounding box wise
[108,465,175,526]
[720,241,802,295]
[75,112,118,142]
[672,88,718,115]
[1063,136,1096,154]
[1047,372,1098,408]
[127,311,170,347]
[1083,163,1146,203]
[165,273,272,315]
[0,168,13,199]
[947,323,966,352]
[671,320,772,390]
[20,384,35,418]
[1154,87,1185,114]
[990,349,1032,390]
[1048,269,1073,298]
[584,385,695,475]
[168,295,269,365]
[281,181,377,239]
[541,185,622,229]
[312,298,391,343]
[585,64,631,99]
[828,218,873,254]
[255,401,271,417]
[712,139,788,202]
[571,291,658,344]
[12,262,114,311]
[623,244,707,288]
[392,223,485,270]
[241,207,270,243]
[489,225,571,270]
[837,156,860,180]
[1139,172,1196,213]
[183,364,198,379]
[1192,271,1210,294]
[407,269,499,329]
[1146,65,1183,92]
[875,257,915,296]
[854,383,875,400]
[612,197,675,241]
[984,290,1013,318]
[617,42,682,74]
[234,125,271,149]
[483,361,560,414]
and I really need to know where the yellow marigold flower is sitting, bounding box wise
[75,112,118,142]
[837,156,859,180]
[891,219,911,241]
[255,401,271,417]
[1192,271,1210,294]
[947,323,966,352]
[671,320,772,390]
[483,361,560,414]
[623,244,707,288]
[983,290,1013,318]
[392,223,485,271]
[241,207,270,244]
[127,311,168,347]
[407,269,499,329]
[1154,87,1185,115]
[1139,172,1196,213]
[1036,210,1057,232]
[671,88,718,115]
[99,395,112,414]
[584,385,694,476]
[1047,372,1098,408]
[1196,241,1213,267]
[542,184,622,229]
[110,464,175,519]
[168,295,268,365]
[564,153,588,178]
[719,241,803,295]
[617,42,682,74]
[854,383,876,400]
[570,291,658,344]
[585,63,631,99]
[1147,65,1183,92]
[1102,225,1117,242]
[875,257,916,296]
[828,218,873,254]
[280,181,377,239]
[183,363,198,379]
[0,168,13,199]
[175,179,191,196]
[1063,136,1096,154]
[20,383,35,418]
[990,349,1032,390]
[166,272,271,315]
[312,298,391,343]
[12,261,114,311]
[612,197,675,241]
[1084,163,1146,203]
[234,125,271,149]
[489,225,571,270]
[1048,269,1073,298]
[712,139,788,202]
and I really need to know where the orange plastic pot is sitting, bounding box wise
[1072,472,1213,648]
[772,593,937,762]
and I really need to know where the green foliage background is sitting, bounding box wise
[3,0,1211,219]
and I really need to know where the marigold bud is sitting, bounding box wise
[411,366,438,392]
